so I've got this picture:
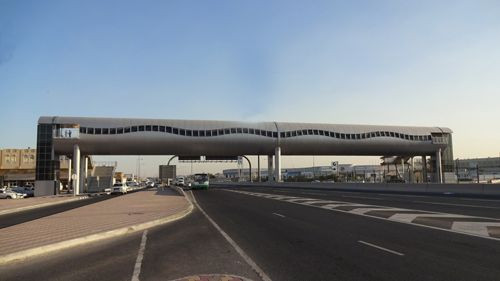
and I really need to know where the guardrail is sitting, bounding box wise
[212,182,500,197]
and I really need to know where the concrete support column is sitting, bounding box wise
[73,144,80,195]
[422,155,427,183]
[436,149,443,183]
[257,155,261,182]
[401,158,405,182]
[67,157,72,192]
[274,147,282,182]
[410,157,415,183]
[79,155,87,194]
[267,155,274,182]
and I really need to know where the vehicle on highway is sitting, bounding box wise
[175,176,185,187]
[191,173,209,190]
[111,182,129,194]
[0,189,26,199]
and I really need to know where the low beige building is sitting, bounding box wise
[0,148,72,188]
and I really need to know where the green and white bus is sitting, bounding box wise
[192,173,209,190]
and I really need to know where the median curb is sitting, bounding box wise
[0,195,90,216]
[0,189,194,265]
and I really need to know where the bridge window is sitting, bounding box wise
[340,133,345,139]
[312,130,318,135]
[193,130,199,137]
[375,131,380,137]
[102,128,109,134]
[159,126,165,132]
[95,128,102,135]
[266,131,272,137]
[404,134,409,140]
[87,128,94,134]
[306,129,312,135]
[345,134,351,139]
[117,128,124,134]
[385,131,390,136]
[212,129,218,136]
[280,132,286,138]
[206,130,212,137]
[230,128,236,134]
[273,132,278,138]
[131,126,137,132]
[254,129,260,135]
[297,130,303,136]
[152,126,159,132]
[333,132,339,138]
[80,127,87,134]
[285,131,291,137]
[249,128,255,134]
[139,126,145,131]
[125,127,131,133]
[355,134,361,139]
[224,128,230,134]
[166,127,172,133]
[186,130,192,136]
[395,132,400,138]
[292,131,297,137]
[173,128,179,134]
[237,128,242,133]
[200,130,206,137]
[243,128,248,134]
[260,130,266,136]
[145,126,151,131]
[218,129,224,135]
[180,129,186,136]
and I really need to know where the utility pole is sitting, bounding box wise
[476,164,480,183]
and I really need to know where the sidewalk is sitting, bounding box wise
[0,188,191,264]
[0,195,89,215]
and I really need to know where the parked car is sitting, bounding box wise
[0,189,26,199]
[12,186,34,197]
[111,183,129,195]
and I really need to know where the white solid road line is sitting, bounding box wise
[377,194,429,198]
[131,230,148,281]
[358,240,405,256]
[272,213,286,218]
[452,222,500,236]
[191,192,272,281]
[414,201,500,209]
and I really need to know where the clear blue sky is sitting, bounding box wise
[1,1,499,175]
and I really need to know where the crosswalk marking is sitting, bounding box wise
[226,189,500,241]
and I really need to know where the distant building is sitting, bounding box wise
[0,148,37,187]
[456,157,500,182]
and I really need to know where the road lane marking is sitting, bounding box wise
[131,230,148,281]
[414,201,500,209]
[376,193,429,198]
[460,198,500,203]
[272,213,285,218]
[191,192,272,281]
[342,195,385,200]
[226,190,500,241]
[452,222,500,236]
[358,240,404,256]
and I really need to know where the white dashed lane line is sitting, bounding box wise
[272,213,286,218]
[358,240,405,256]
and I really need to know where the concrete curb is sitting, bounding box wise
[0,195,90,216]
[0,191,194,265]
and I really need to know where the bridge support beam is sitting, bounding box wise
[79,155,88,193]
[422,155,427,183]
[436,149,443,183]
[257,155,261,182]
[73,144,80,195]
[274,147,282,182]
[267,155,273,182]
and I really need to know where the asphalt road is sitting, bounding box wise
[1,186,500,280]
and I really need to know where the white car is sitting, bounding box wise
[111,183,129,194]
[175,176,185,187]
[0,189,25,199]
